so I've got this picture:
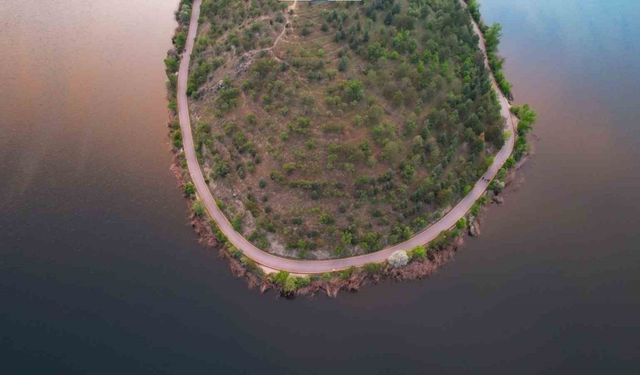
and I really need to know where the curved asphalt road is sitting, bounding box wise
[177,0,517,274]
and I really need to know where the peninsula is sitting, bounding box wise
[166,0,533,293]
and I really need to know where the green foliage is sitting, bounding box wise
[270,271,310,294]
[363,262,383,274]
[177,2,192,24]
[283,276,310,294]
[338,56,348,72]
[339,266,356,280]
[192,200,206,217]
[392,30,417,54]
[272,271,289,286]
[187,57,223,96]
[240,255,262,275]
[174,31,187,52]
[216,79,240,113]
[367,42,385,62]
[164,56,179,74]
[248,230,270,249]
[183,182,196,197]
[212,156,230,179]
[456,218,467,230]
[343,79,364,102]
[227,245,242,259]
[483,23,513,99]
[319,213,335,225]
[511,104,537,160]
[410,245,427,260]
[231,215,243,231]
[168,97,177,114]
[512,104,537,136]
[360,232,383,253]
[467,0,481,23]
[171,128,182,149]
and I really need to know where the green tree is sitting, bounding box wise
[342,79,364,103]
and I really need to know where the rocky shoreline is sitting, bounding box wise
[169,144,528,298]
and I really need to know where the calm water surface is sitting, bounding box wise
[1,0,639,373]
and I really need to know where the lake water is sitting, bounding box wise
[1,0,638,373]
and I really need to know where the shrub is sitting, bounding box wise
[363,262,383,274]
[183,182,195,197]
[410,245,427,260]
[240,256,261,274]
[212,157,230,179]
[294,276,310,289]
[192,200,206,217]
[168,98,177,114]
[388,250,409,268]
[171,128,182,148]
[216,80,240,113]
[467,0,481,23]
[227,245,242,259]
[338,56,348,72]
[231,215,243,231]
[319,213,335,225]
[164,56,179,74]
[283,162,297,175]
[339,266,356,280]
[272,271,289,286]
[342,79,364,103]
[456,218,467,230]
[174,31,187,52]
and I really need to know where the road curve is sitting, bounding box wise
[177,0,517,274]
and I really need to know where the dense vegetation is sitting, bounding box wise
[465,0,512,99]
[165,0,194,150]
[186,0,508,259]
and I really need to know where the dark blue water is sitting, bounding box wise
[1,0,638,373]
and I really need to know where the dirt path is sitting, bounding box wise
[254,0,297,62]
[177,0,517,274]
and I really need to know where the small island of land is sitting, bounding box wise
[165,0,535,296]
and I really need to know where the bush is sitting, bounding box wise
[363,262,383,274]
[342,79,364,103]
[168,98,177,114]
[339,266,356,280]
[338,56,348,72]
[294,276,310,289]
[216,80,240,113]
[178,3,191,24]
[212,157,230,179]
[240,256,262,275]
[231,215,243,231]
[183,182,195,197]
[171,128,182,149]
[174,31,187,52]
[388,250,409,268]
[410,245,427,260]
[164,56,179,74]
[272,271,289,286]
[467,0,481,23]
[192,200,206,217]
[319,213,335,225]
